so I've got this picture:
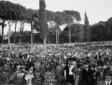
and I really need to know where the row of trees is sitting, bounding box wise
[0,1,33,44]
[3,23,83,44]
[0,1,81,45]
[1,0,112,48]
[2,13,112,43]
[90,17,112,41]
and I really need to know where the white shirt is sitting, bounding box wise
[69,65,74,75]
[25,73,34,85]
[105,80,111,85]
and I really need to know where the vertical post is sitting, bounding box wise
[56,29,58,44]
[8,21,11,45]
[2,0,5,43]
[31,22,33,45]
[57,29,59,44]
[2,22,4,43]
[43,37,47,54]
[69,24,71,43]
[14,21,17,44]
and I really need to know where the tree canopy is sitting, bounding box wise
[63,10,81,21]
[0,1,27,21]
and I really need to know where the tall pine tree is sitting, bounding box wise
[84,12,91,41]
[39,0,48,54]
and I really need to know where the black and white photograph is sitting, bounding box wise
[0,0,112,85]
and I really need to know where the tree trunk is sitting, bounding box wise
[14,21,17,44]
[2,26,4,43]
[56,29,58,44]
[57,29,59,44]
[2,20,5,43]
[43,37,47,54]
[88,28,91,42]
[69,25,71,43]
[22,22,24,43]
[19,21,24,44]
[8,25,11,45]
[8,21,14,45]
[31,22,33,44]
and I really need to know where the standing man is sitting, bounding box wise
[80,64,90,85]
[64,60,77,85]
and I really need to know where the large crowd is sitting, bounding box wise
[0,43,112,85]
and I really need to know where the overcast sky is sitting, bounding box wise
[6,0,112,25]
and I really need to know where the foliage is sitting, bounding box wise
[90,18,112,41]
[38,0,48,39]
[63,24,84,42]
[84,12,91,41]
[63,10,81,21]
[0,1,26,21]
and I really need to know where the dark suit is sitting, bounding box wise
[88,69,97,85]
[64,65,74,85]
[79,68,90,85]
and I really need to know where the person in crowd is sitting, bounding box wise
[64,59,77,85]
[7,64,26,85]
[101,74,112,85]
[25,66,34,85]
[0,43,112,85]
[56,60,65,85]
[79,64,90,85]
[64,59,71,85]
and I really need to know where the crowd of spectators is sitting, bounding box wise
[0,43,112,85]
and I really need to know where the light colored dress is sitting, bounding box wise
[25,73,34,85]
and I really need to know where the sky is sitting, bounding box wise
[6,0,112,25]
